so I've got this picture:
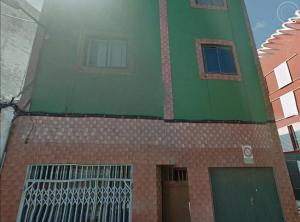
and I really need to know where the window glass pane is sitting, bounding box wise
[292,123,300,150]
[219,47,237,74]
[108,40,127,68]
[87,39,108,67]
[196,0,212,5]
[279,134,294,152]
[202,46,220,73]
[212,0,225,6]
[86,39,97,67]
[95,39,108,67]
[196,0,224,6]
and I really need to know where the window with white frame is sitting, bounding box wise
[280,91,298,118]
[84,37,128,68]
[17,164,133,222]
[274,62,292,89]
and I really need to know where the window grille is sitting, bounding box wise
[162,167,188,182]
[17,164,133,222]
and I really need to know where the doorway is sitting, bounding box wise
[161,166,191,222]
[210,167,284,222]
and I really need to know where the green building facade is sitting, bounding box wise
[2,1,299,222]
[30,0,268,122]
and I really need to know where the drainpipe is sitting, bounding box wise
[0,106,15,171]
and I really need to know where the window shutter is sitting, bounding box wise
[274,62,292,88]
[280,91,298,118]
[108,40,127,68]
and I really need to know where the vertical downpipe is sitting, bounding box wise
[0,106,15,171]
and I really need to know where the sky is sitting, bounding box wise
[27,0,44,11]
[245,0,299,48]
[26,0,299,49]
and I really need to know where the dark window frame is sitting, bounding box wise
[195,39,242,81]
[191,0,228,10]
[202,44,237,75]
[288,125,300,151]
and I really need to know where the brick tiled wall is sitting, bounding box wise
[159,0,174,120]
[17,116,274,148]
[1,116,299,222]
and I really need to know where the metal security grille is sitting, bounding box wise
[162,167,188,182]
[17,165,132,222]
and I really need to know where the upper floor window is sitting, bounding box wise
[196,0,225,7]
[280,91,298,118]
[191,0,227,10]
[196,39,241,80]
[83,37,128,69]
[202,45,237,75]
[274,61,292,89]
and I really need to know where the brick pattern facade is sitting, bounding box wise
[2,1,299,222]
[159,0,174,120]
[17,116,272,148]
[1,116,300,222]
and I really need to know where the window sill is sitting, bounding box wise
[78,66,132,75]
[201,73,241,81]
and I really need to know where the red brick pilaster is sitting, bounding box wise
[159,0,174,120]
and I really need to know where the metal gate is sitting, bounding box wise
[17,164,133,222]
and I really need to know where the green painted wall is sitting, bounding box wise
[167,0,268,121]
[30,0,268,122]
[30,0,164,116]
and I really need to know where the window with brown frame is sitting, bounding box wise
[196,39,242,81]
[191,0,227,10]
